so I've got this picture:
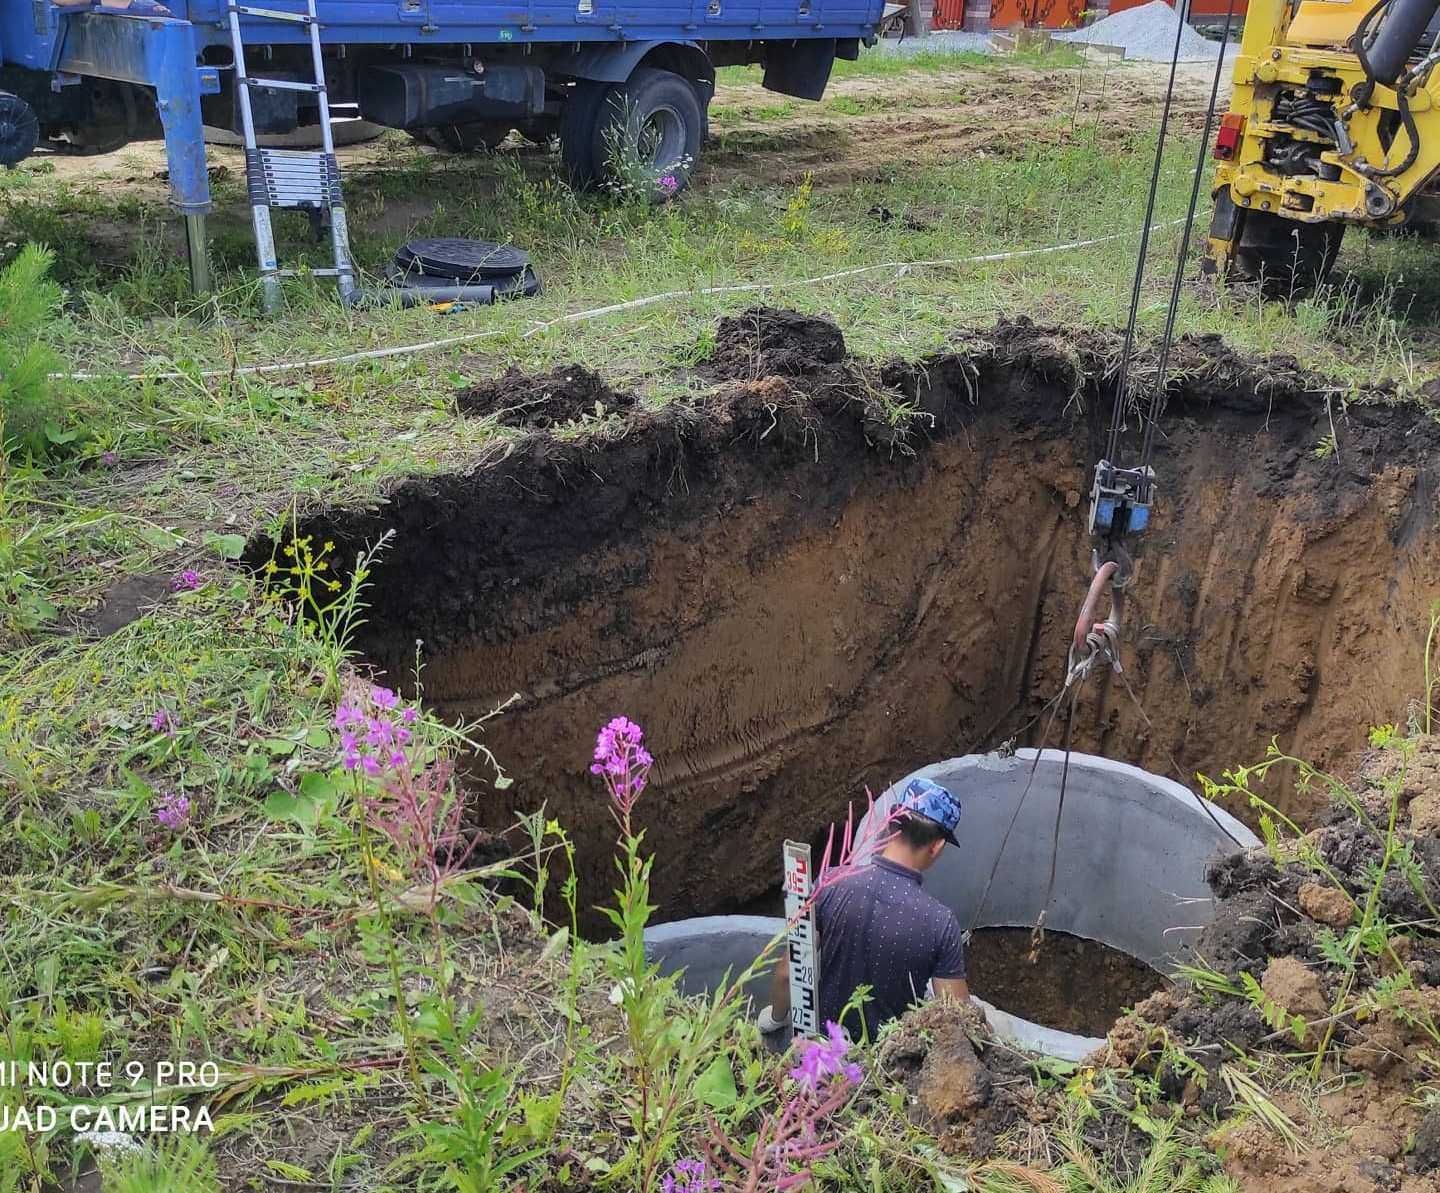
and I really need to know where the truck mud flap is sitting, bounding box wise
[763,37,836,101]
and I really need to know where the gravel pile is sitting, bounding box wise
[1054,0,1222,60]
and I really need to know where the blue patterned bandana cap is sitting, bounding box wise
[896,778,961,846]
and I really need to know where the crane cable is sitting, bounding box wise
[1140,0,1242,476]
[1107,0,1241,483]
[1017,2,1246,953]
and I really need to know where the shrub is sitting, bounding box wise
[0,244,78,461]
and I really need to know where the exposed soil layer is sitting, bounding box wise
[966,927,1167,1038]
[284,311,1440,926]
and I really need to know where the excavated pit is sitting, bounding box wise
[288,313,1440,944]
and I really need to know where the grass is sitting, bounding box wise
[3,43,1440,1189]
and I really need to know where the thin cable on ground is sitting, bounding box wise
[56,216,1201,383]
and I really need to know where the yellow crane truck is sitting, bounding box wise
[1206,0,1440,291]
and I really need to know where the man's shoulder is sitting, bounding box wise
[914,885,961,932]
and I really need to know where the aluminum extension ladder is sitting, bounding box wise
[225,0,359,310]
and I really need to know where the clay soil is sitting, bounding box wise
[289,309,1440,925]
[966,927,1166,1038]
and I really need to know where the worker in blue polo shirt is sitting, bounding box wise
[759,778,970,1041]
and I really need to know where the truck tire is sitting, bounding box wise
[560,79,610,188]
[588,68,704,198]
[1230,211,1344,297]
[0,91,39,167]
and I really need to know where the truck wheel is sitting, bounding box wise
[589,68,704,199]
[0,92,39,167]
[560,79,610,188]
[1229,211,1344,297]
[413,123,512,153]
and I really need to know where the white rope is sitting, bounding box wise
[58,216,1195,383]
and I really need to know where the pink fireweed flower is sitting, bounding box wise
[334,703,365,730]
[661,1158,717,1193]
[790,1021,863,1093]
[150,708,178,736]
[658,173,680,196]
[590,716,653,818]
[170,569,201,592]
[154,790,191,832]
[334,689,420,780]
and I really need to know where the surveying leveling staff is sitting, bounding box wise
[759,778,971,1040]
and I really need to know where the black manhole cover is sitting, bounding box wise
[394,238,531,281]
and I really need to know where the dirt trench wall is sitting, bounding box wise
[302,321,1440,921]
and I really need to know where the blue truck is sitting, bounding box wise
[0,0,883,294]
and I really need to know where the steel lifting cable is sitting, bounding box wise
[1105,0,1194,466]
[1113,664,1248,849]
[968,16,1248,961]
[967,683,1075,936]
[1029,686,1080,961]
[1139,0,1242,476]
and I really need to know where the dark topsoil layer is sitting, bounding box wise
[277,306,1440,662]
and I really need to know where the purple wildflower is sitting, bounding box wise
[334,688,425,781]
[790,1021,863,1093]
[170,569,201,592]
[100,450,118,467]
[334,703,365,730]
[150,708,178,737]
[590,716,654,820]
[661,1158,716,1193]
[154,790,191,832]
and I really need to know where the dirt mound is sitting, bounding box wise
[878,999,1052,1159]
[705,306,847,379]
[456,364,634,429]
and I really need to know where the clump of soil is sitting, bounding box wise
[456,364,634,429]
[965,927,1167,1038]
[704,306,847,379]
[878,998,1054,1160]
